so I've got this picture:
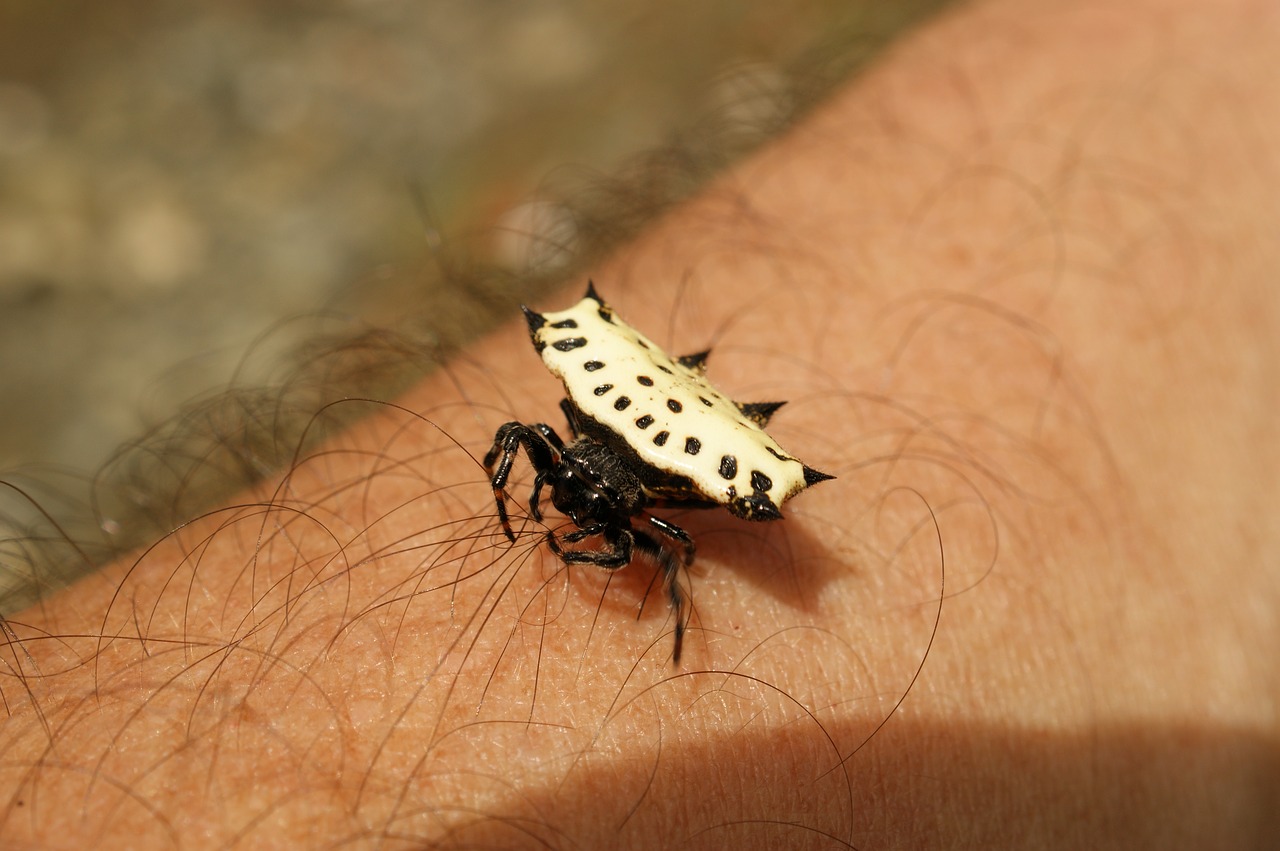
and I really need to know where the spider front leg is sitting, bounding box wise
[484,422,563,542]
[525,423,565,522]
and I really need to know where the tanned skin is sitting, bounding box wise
[2,0,1277,847]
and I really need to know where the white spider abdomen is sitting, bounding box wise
[525,285,831,519]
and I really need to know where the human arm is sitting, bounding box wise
[2,0,1278,846]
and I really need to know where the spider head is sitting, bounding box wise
[549,440,646,528]
[549,462,612,527]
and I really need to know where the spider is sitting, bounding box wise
[484,283,833,662]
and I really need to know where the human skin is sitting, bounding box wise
[2,0,1278,847]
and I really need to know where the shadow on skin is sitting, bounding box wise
[431,714,1280,849]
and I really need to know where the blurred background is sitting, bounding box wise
[0,0,950,603]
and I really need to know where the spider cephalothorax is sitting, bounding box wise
[484,282,833,661]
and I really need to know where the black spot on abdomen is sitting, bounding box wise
[684,437,701,455]
[553,337,587,352]
[653,431,670,446]
[719,455,738,480]
[667,399,683,413]
[635,415,655,429]
[583,360,604,372]
[594,384,614,396]
[765,445,792,462]
[614,396,632,411]
[751,470,773,492]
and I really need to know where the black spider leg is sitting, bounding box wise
[533,421,565,451]
[550,516,694,663]
[547,523,634,571]
[637,515,696,663]
[644,514,695,564]
[525,423,564,522]
[559,398,584,438]
[483,422,562,542]
[549,523,678,656]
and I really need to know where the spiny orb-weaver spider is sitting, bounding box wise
[485,283,833,662]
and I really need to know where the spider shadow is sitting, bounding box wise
[675,507,849,612]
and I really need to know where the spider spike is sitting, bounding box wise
[676,349,711,373]
[584,280,603,302]
[803,465,836,487]
[729,492,783,521]
[737,400,787,426]
[521,305,546,335]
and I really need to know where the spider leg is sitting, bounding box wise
[548,518,690,663]
[558,522,611,546]
[631,528,690,664]
[547,524,633,569]
[559,398,585,439]
[533,421,565,451]
[525,423,565,522]
[484,422,562,542]
[642,514,696,565]
[528,472,547,521]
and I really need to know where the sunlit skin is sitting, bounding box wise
[2,0,1278,847]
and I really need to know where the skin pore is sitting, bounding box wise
[3,0,1278,846]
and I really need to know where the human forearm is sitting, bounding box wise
[4,0,1279,847]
